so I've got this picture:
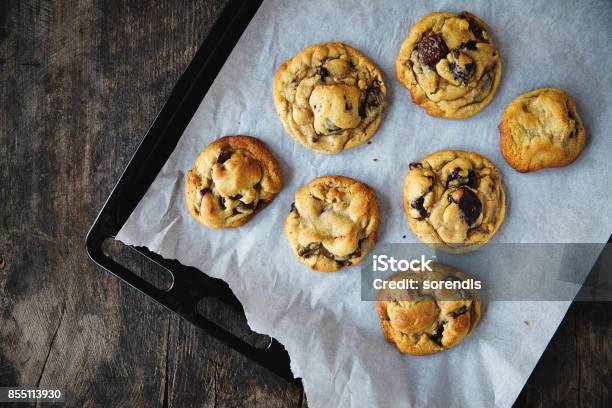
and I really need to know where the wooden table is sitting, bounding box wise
[0,1,610,406]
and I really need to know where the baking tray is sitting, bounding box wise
[86,0,611,393]
[84,0,301,384]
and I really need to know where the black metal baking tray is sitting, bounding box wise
[84,0,301,385]
[85,0,612,393]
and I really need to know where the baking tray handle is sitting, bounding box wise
[86,226,298,384]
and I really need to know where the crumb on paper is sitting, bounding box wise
[373,157,379,162]
[524,320,531,327]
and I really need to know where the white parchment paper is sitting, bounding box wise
[116,1,612,406]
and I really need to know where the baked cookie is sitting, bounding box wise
[185,136,282,228]
[499,88,586,172]
[285,176,379,272]
[273,42,387,154]
[396,11,502,119]
[376,263,481,356]
[403,150,505,252]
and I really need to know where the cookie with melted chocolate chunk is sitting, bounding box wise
[185,136,282,228]
[376,263,481,356]
[273,42,387,154]
[285,176,379,272]
[396,11,502,119]
[403,150,506,253]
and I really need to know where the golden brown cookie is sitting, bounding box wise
[285,176,379,272]
[376,263,481,356]
[273,42,387,154]
[499,88,586,172]
[396,11,502,119]
[403,150,505,252]
[185,136,282,228]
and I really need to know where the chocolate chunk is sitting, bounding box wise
[461,40,478,50]
[230,194,243,200]
[446,168,478,188]
[449,305,468,318]
[409,162,423,170]
[459,11,486,41]
[446,168,462,187]
[200,188,211,196]
[290,202,297,214]
[430,322,446,346]
[359,81,382,118]
[450,62,476,82]
[467,171,478,188]
[345,102,352,111]
[417,34,448,67]
[410,196,428,218]
[237,201,254,212]
[448,188,482,225]
[217,147,233,164]
[316,66,329,81]
[298,239,362,265]
[298,242,321,257]
[366,81,381,108]
[219,196,227,210]
[358,103,366,118]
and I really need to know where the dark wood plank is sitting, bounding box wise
[576,302,612,407]
[0,0,300,407]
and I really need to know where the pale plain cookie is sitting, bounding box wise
[499,88,586,172]
[376,263,481,356]
[396,11,502,119]
[273,42,387,154]
[185,136,282,228]
[403,150,506,252]
[285,176,379,272]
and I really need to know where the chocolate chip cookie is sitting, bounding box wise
[376,263,481,356]
[273,42,387,154]
[403,150,506,252]
[185,136,282,228]
[285,176,379,272]
[396,11,502,119]
[499,88,586,173]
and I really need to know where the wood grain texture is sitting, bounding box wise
[0,1,609,407]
